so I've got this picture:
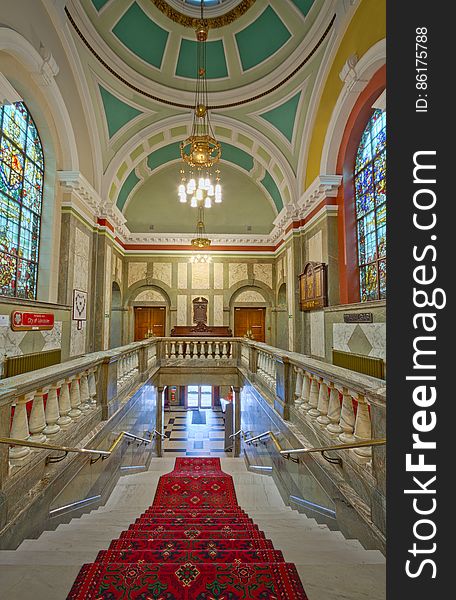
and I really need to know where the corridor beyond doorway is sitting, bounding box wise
[163,408,230,457]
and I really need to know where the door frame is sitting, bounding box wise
[233,306,267,342]
[133,305,167,341]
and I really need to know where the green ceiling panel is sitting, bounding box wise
[91,0,109,10]
[99,86,142,138]
[291,0,315,16]
[176,38,228,79]
[117,169,140,210]
[147,143,180,171]
[235,6,291,71]
[222,143,254,172]
[113,2,169,69]
[259,91,301,142]
[261,171,283,211]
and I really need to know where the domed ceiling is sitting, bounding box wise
[65,0,338,241]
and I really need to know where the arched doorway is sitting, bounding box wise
[110,282,122,349]
[232,289,267,342]
[276,283,289,350]
[132,288,167,340]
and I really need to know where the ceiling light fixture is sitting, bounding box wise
[178,0,222,208]
[190,204,211,263]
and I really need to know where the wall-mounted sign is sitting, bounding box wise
[0,314,9,327]
[11,311,54,331]
[72,289,88,321]
[298,262,328,311]
[343,313,374,323]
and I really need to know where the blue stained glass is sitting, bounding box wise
[355,109,386,301]
[0,102,43,299]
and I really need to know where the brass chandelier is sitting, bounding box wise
[178,0,222,209]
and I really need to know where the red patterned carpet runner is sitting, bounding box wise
[67,457,308,599]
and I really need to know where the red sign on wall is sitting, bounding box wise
[11,311,55,331]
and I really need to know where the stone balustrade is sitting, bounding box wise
[0,339,158,476]
[158,338,234,363]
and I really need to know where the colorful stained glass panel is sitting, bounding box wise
[355,109,386,301]
[0,102,43,299]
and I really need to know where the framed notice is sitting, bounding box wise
[72,289,88,321]
[298,262,328,311]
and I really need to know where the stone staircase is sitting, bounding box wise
[0,458,385,600]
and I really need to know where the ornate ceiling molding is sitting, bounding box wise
[297,174,342,218]
[151,0,256,29]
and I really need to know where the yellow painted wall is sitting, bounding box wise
[304,0,386,190]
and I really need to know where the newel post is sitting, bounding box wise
[138,343,148,381]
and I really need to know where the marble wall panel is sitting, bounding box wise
[103,246,112,350]
[128,262,147,287]
[308,230,323,263]
[213,263,224,289]
[333,323,386,360]
[42,322,63,351]
[177,295,187,326]
[191,262,210,289]
[153,263,172,287]
[177,263,188,289]
[213,294,224,326]
[310,310,325,358]
[253,264,273,289]
[228,263,248,288]
[71,228,90,356]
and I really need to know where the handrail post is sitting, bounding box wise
[138,343,148,381]
[273,355,292,420]
[249,344,257,374]
[232,386,241,457]
[99,357,118,420]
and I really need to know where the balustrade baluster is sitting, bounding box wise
[9,392,33,461]
[178,341,184,358]
[222,342,228,358]
[79,371,91,411]
[58,379,73,426]
[171,342,176,358]
[44,383,61,435]
[315,380,330,426]
[207,341,213,359]
[306,376,319,416]
[339,387,356,444]
[353,394,372,459]
[69,376,82,419]
[214,342,220,359]
[88,368,97,406]
[326,384,343,434]
[300,371,311,411]
[185,342,191,359]
[29,389,47,443]
[294,368,303,409]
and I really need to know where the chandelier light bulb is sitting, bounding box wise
[196,188,203,201]
[208,185,214,196]
[215,183,222,195]
[198,177,205,189]
[191,196,197,208]
[178,184,186,195]
[204,197,212,208]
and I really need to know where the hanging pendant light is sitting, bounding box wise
[178,0,222,207]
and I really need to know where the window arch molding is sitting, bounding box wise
[335,66,386,304]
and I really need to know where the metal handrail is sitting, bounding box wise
[229,429,247,440]
[152,429,166,440]
[243,430,386,466]
[0,429,153,465]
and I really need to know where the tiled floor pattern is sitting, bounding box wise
[163,408,231,456]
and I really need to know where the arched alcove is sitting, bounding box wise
[230,285,271,343]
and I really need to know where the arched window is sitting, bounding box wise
[354,109,386,301]
[0,102,44,299]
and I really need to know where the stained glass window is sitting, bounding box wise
[355,109,386,301]
[0,102,43,299]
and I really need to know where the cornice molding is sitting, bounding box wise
[297,174,342,218]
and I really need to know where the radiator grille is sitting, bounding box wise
[332,349,385,380]
[2,349,61,379]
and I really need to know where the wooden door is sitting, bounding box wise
[234,307,265,342]
[134,307,166,340]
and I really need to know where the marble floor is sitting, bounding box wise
[163,407,231,456]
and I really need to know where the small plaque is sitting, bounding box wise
[343,313,373,323]
[299,262,328,311]
[193,297,208,324]
[11,311,54,331]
